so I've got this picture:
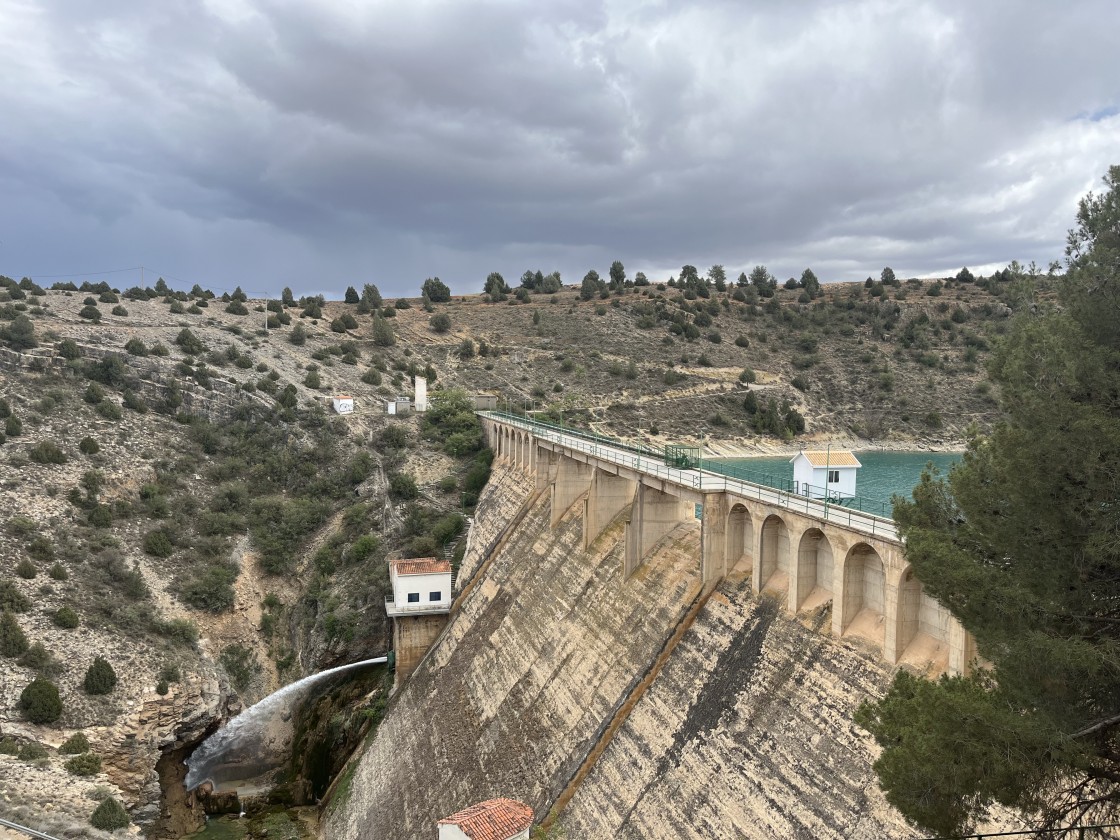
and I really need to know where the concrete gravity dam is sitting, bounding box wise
[324,416,976,839]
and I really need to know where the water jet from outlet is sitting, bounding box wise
[184,657,387,792]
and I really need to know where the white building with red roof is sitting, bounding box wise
[385,556,454,685]
[437,798,533,840]
[386,557,453,617]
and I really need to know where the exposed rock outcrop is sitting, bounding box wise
[98,670,234,824]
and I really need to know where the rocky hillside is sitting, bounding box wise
[424,273,1014,448]
[0,281,483,836]
[0,269,1016,836]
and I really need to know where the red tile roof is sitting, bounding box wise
[391,557,451,576]
[438,798,533,840]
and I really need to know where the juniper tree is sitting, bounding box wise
[800,268,820,297]
[90,796,130,831]
[707,264,726,292]
[481,272,507,301]
[0,609,29,657]
[580,270,603,300]
[19,678,62,724]
[857,166,1120,836]
[358,283,382,313]
[83,655,117,694]
[421,276,451,302]
[609,260,627,290]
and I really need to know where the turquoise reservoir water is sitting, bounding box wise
[709,451,961,517]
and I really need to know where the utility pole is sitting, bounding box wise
[824,443,832,521]
[140,265,145,290]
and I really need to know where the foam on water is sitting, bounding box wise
[184,657,387,791]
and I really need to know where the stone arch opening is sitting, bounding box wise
[759,515,790,594]
[840,543,886,649]
[795,528,834,612]
[896,567,952,673]
[725,504,754,576]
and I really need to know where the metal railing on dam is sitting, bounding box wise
[478,411,899,542]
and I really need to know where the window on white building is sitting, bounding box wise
[828,470,840,483]
[407,592,420,603]
[429,591,441,601]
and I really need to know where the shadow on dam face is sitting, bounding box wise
[184,658,387,795]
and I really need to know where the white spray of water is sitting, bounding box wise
[184,657,387,791]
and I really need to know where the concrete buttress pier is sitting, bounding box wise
[583,468,636,549]
[551,456,594,527]
[624,481,693,577]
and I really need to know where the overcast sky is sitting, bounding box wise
[1,1,1118,299]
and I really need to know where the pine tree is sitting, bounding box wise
[856,167,1120,836]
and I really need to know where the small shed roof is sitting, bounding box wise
[332,395,353,400]
[392,557,452,576]
[790,450,862,468]
[438,798,533,840]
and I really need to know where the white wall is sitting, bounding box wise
[830,467,857,498]
[791,457,858,499]
[438,827,527,840]
[391,570,452,609]
[792,458,815,493]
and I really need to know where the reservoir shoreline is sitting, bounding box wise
[704,437,968,458]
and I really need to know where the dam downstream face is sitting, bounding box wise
[184,657,387,794]
[323,463,941,840]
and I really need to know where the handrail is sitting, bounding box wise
[0,817,69,840]
[480,411,900,543]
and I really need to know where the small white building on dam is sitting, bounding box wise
[790,449,861,500]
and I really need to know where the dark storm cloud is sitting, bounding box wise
[1,0,1117,296]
